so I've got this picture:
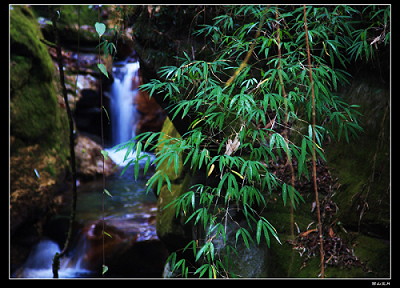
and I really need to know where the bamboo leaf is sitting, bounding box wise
[104,189,112,198]
[102,265,108,275]
[97,63,109,78]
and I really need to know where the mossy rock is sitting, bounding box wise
[155,117,193,253]
[10,5,61,146]
[10,4,70,221]
[155,117,185,182]
[31,5,101,49]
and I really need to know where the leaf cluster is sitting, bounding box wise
[109,5,378,278]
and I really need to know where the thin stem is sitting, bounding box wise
[303,4,324,279]
[50,5,77,278]
[275,6,296,277]
[97,6,106,277]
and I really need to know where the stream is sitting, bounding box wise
[13,56,166,278]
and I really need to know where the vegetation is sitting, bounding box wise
[104,5,390,278]
[12,4,387,278]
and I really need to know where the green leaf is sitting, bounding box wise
[134,159,140,181]
[256,219,263,245]
[102,264,108,275]
[97,63,109,78]
[174,153,180,175]
[282,183,288,206]
[102,231,112,238]
[101,149,108,160]
[104,189,112,198]
[102,106,110,124]
[143,155,152,175]
[164,172,171,192]
[196,242,210,262]
[95,22,106,37]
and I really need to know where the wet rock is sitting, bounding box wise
[106,239,169,277]
[154,117,193,254]
[115,34,135,60]
[43,215,84,253]
[75,135,116,180]
[71,220,169,277]
[134,89,167,135]
[74,220,130,271]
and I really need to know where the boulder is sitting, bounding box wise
[134,69,167,135]
[10,5,62,146]
[66,220,169,277]
[155,117,193,254]
[75,135,116,180]
[115,34,135,60]
[10,5,70,269]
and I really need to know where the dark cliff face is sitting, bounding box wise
[326,65,390,240]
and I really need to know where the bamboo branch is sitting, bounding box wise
[275,6,296,277]
[303,5,324,278]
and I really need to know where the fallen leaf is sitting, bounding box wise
[208,164,215,177]
[329,227,335,238]
[299,228,317,238]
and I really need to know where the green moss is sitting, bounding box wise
[155,117,184,181]
[11,82,57,142]
[325,70,390,238]
[263,188,388,278]
[155,117,194,252]
[30,5,101,48]
[10,5,60,145]
[156,173,192,240]
[351,234,390,277]
[10,5,69,160]
[10,5,54,81]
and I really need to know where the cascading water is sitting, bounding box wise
[106,57,155,167]
[13,56,160,278]
[13,238,93,278]
[111,59,140,146]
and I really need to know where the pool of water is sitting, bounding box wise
[14,150,161,278]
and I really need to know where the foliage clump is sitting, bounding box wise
[110,5,389,278]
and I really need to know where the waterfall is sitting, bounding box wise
[106,58,155,167]
[13,238,93,278]
[111,60,140,146]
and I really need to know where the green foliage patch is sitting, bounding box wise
[106,5,389,278]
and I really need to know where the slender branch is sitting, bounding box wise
[225,5,269,87]
[275,6,296,277]
[303,5,324,279]
[39,38,58,49]
[50,5,77,278]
